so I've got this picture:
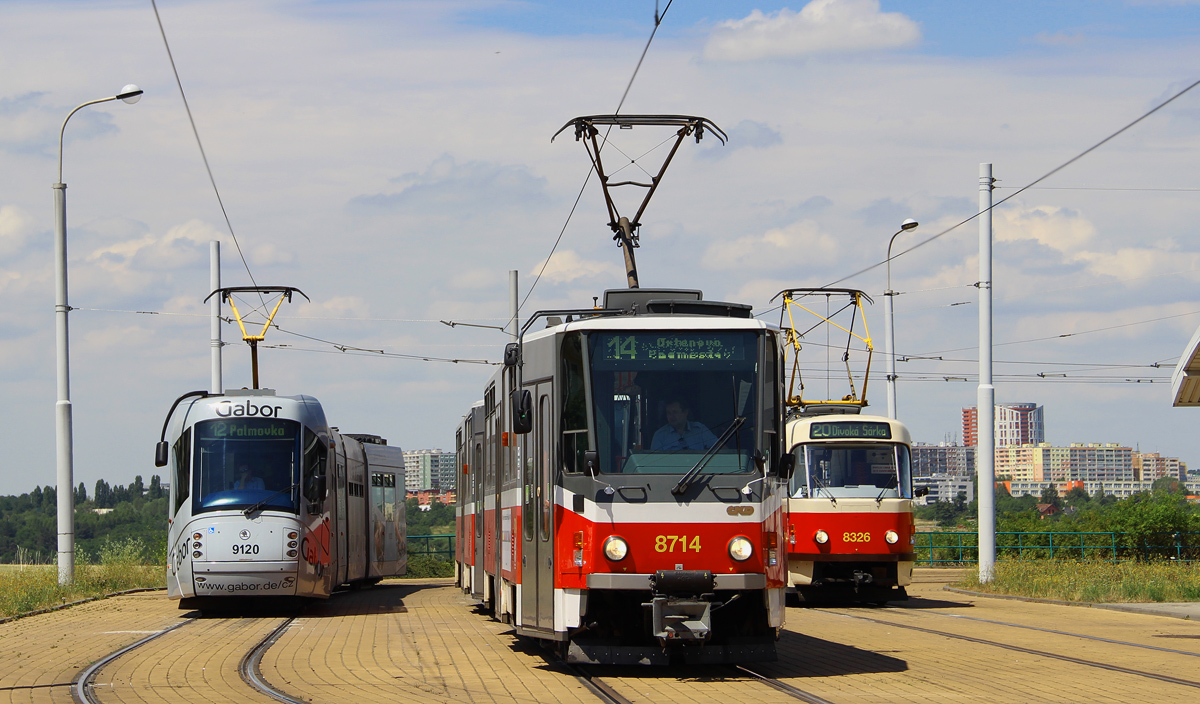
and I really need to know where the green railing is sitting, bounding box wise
[915,531,1200,564]
[408,534,455,559]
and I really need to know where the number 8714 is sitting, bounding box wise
[654,535,701,552]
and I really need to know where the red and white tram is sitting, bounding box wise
[785,413,917,603]
[455,288,791,664]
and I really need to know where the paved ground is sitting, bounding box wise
[5,569,1200,703]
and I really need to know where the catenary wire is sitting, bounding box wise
[150,0,261,299]
[820,76,1200,289]
[520,0,673,310]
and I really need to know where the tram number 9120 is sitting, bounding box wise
[655,535,701,553]
[232,544,261,556]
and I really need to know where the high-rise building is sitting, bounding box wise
[991,442,1133,483]
[962,403,1044,447]
[911,443,975,477]
[1132,452,1187,482]
[403,449,458,492]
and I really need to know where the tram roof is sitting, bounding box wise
[524,312,773,344]
[1172,323,1200,406]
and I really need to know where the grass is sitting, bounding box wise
[0,538,165,619]
[955,559,1200,603]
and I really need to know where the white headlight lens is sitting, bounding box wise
[728,536,753,561]
[885,530,899,544]
[603,536,628,561]
[814,530,829,544]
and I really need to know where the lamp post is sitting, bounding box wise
[54,84,143,585]
[884,218,919,420]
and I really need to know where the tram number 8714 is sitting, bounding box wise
[232,544,261,555]
[655,535,701,553]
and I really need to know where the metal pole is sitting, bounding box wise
[978,163,996,582]
[508,270,518,343]
[53,180,74,586]
[210,241,222,394]
[51,86,141,586]
[884,272,897,420]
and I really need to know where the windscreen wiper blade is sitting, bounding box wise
[671,417,745,496]
[243,482,301,518]
[812,473,836,506]
[875,474,898,504]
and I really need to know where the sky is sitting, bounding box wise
[2,0,1200,496]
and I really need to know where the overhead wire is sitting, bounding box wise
[820,76,1200,289]
[520,0,674,310]
[150,0,262,303]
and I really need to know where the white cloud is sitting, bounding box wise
[530,249,623,284]
[0,205,33,257]
[702,220,837,271]
[86,219,221,274]
[995,205,1096,252]
[704,0,921,62]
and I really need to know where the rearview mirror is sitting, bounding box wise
[914,485,929,498]
[154,441,169,468]
[504,342,520,367]
[511,389,533,434]
[583,451,599,476]
[778,453,796,478]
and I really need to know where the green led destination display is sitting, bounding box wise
[598,333,747,363]
[199,419,298,440]
[809,421,892,440]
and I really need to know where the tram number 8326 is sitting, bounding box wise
[843,532,871,543]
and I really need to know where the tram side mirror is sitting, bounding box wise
[914,485,929,498]
[583,451,599,475]
[778,454,796,478]
[504,343,520,367]
[154,441,169,468]
[511,389,533,434]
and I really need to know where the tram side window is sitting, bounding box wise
[173,428,191,514]
[302,429,328,508]
[561,332,589,473]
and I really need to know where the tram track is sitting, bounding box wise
[815,607,1200,691]
[564,660,837,704]
[71,613,301,704]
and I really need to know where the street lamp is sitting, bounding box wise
[54,84,142,585]
[884,218,918,420]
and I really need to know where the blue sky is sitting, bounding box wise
[2,0,1200,496]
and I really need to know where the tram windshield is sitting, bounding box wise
[790,443,912,499]
[193,418,301,513]
[588,330,761,475]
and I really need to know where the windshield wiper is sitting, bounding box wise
[875,474,898,505]
[243,482,300,518]
[811,473,836,506]
[671,417,745,496]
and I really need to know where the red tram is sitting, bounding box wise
[785,413,917,603]
[455,288,791,664]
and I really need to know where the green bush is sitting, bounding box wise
[403,554,454,578]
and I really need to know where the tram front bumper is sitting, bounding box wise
[192,560,298,595]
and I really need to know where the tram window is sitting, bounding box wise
[587,331,760,476]
[539,394,552,541]
[172,428,191,514]
[792,443,912,499]
[193,419,300,513]
[561,332,589,473]
[302,429,328,506]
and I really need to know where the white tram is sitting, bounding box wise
[156,389,406,608]
[455,288,792,665]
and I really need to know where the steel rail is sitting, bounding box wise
[734,665,839,704]
[238,617,304,704]
[817,609,1200,690]
[72,618,195,704]
[562,664,637,704]
[891,607,1200,659]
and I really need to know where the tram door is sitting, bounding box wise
[472,436,485,596]
[521,386,554,629]
[334,438,349,586]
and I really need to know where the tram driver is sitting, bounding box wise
[235,464,265,491]
[651,397,718,451]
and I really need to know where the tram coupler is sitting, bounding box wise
[644,570,716,644]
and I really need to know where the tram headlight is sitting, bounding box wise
[814,530,830,544]
[287,540,298,548]
[287,531,298,540]
[192,541,202,550]
[602,536,628,562]
[885,530,899,544]
[192,551,203,559]
[728,536,754,562]
[192,532,203,540]
[287,549,298,558]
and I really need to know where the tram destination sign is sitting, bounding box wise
[597,332,748,364]
[809,421,892,440]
